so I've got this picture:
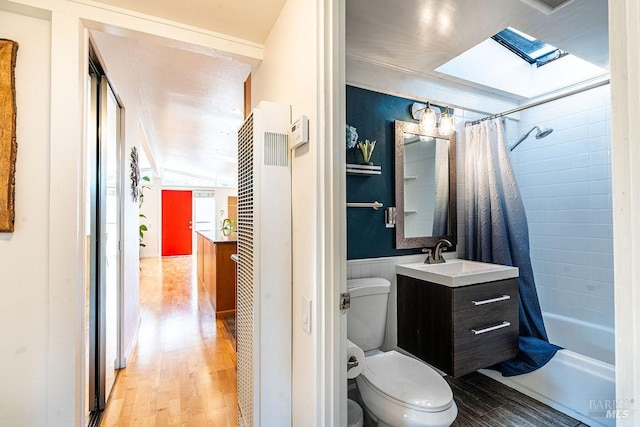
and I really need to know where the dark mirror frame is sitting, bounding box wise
[394,120,457,250]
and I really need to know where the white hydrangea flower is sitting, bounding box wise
[346,125,358,149]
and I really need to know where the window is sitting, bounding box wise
[492,27,566,67]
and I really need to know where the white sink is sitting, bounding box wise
[396,259,519,287]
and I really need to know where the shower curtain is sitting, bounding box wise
[464,119,560,376]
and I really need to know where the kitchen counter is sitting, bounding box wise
[196,232,237,318]
[196,230,237,244]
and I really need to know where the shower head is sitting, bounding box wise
[535,127,553,139]
[510,126,554,151]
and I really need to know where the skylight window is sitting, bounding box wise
[492,27,565,67]
[435,25,608,98]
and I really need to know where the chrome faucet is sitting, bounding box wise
[424,239,453,264]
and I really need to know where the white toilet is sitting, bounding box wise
[347,278,458,427]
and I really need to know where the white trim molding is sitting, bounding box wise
[610,1,640,426]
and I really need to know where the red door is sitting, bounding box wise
[162,190,193,256]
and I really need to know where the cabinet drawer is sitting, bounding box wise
[454,286,518,332]
[452,279,518,314]
[451,279,519,376]
[452,319,519,376]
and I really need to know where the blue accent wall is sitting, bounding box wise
[347,85,425,260]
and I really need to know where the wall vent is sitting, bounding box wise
[263,132,289,167]
[237,112,255,427]
[236,101,292,427]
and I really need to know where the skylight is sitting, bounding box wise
[435,26,608,99]
[492,27,565,67]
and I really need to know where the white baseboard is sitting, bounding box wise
[121,314,141,367]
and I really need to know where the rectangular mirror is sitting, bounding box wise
[394,120,457,249]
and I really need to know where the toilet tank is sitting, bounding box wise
[347,278,391,352]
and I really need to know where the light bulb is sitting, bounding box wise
[439,108,454,136]
[419,103,437,134]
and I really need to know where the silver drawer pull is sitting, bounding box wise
[472,294,510,306]
[472,321,511,335]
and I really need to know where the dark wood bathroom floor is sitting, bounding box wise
[446,372,590,427]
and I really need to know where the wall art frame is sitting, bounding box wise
[0,39,19,233]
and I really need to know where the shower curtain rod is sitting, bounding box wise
[466,78,611,126]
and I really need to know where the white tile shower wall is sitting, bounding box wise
[510,85,614,329]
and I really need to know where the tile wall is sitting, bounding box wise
[509,85,614,329]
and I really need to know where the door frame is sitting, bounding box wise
[86,49,125,415]
[318,0,346,425]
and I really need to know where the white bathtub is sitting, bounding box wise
[481,312,616,427]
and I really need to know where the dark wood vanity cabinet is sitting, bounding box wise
[397,275,519,377]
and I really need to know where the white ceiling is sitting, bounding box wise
[90,0,287,44]
[346,0,608,100]
[89,0,609,187]
[89,0,288,186]
[92,30,251,186]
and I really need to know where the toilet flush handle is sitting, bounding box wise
[347,355,359,371]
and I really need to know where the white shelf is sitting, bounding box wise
[346,163,382,176]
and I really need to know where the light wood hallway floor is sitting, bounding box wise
[101,256,237,426]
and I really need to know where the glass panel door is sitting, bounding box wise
[85,72,98,420]
[99,76,121,407]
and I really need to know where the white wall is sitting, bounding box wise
[252,0,320,424]
[0,0,264,424]
[510,85,614,334]
[138,176,160,258]
[609,2,640,423]
[0,7,51,426]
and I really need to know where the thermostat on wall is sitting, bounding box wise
[290,115,309,150]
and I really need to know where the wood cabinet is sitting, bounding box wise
[196,232,237,318]
[228,196,237,223]
[397,275,519,377]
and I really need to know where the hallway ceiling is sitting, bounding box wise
[89,0,287,187]
[346,0,608,100]
[92,30,250,187]
[90,0,287,44]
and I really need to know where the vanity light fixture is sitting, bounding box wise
[411,102,454,136]
[439,108,454,136]
[419,102,437,134]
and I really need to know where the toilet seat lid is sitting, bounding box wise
[361,351,453,413]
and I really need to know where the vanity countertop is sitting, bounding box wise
[396,259,518,287]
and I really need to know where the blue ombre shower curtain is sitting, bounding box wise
[464,119,560,376]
